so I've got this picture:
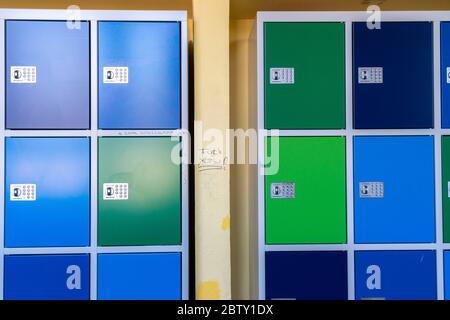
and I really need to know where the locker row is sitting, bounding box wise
[4,137,182,248]
[265,250,450,300]
[265,21,450,130]
[3,253,182,300]
[5,20,182,129]
[266,135,450,245]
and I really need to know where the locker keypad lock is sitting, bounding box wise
[11,66,37,84]
[270,68,295,84]
[103,183,129,200]
[103,67,129,84]
[447,67,450,84]
[271,183,295,199]
[10,184,36,201]
[447,181,450,198]
[358,67,383,84]
[359,182,384,198]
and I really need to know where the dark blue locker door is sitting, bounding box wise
[441,22,450,128]
[4,254,90,300]
[265,251,348,300]
[97,253,182,300]
[355,251,437,300]
[354,136,435,243]
[5,138,90,248]
[6,20,90,129]
[98,22,181,129]
[353,22,433,129]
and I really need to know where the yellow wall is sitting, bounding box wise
[193,0,232,300]
[230,19,254,300]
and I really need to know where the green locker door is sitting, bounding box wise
[443,136,450,243]
[264,22,346,129]
[98,137,181,246]
[265,137,347,244]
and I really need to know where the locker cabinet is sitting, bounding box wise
[5,138,90,248]
[265,251,348,300]
[355,251,437,300]
[264,22,345,129]
[98,137,181,246]
[98,253,181,300]
[353,22,433,129]
[4,255,90,300]
[98,21,181,129]
[6,20,90,129]
[442,136,450,242]
[445,251,450,300]
[354,136,435,243]
[442,23,450,128]
[265,137,346,244]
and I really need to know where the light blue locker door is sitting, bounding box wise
[354,136,435,243]
[97,253,182,300]
[5,138,91,247]
[6,20,90,129]
[355,251,437,300]
[98,21,181,129]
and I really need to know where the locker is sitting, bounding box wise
[355,251,437,300]
[98,21,181,129]
[98,253,181,300]
[353,22,433,129]
[442,23,450,128]
[6,20,90,129]
[445,251,450,299]
[264,22,345,129]
[5,138,90,248]
[265,137,346,244]
[265,251,348,300]
[4,254,90,300]
[442,136,450,242]
[354,136,435,243]
[98,137,181,246]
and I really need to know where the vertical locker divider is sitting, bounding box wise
[0,17,5,301]
[256,15,266,300]
[344,18,355,301]
[180,18,189,300]
[90,19,98,301]
[434,20,445,301]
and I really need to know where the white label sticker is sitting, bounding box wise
[360,182,384,198]
[447,181,450,198]
[11,66,37,84]
[103,183,129,200]
[271,183,295,199]
[103,67,129,84]
[10,184,36,201]
[358,67,383,84]
[270,68,295,84]
[447,67,450,84]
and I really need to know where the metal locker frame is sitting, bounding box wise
[251,11,450,300]
[0,9,190,300]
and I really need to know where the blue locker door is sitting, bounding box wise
[6,20,90,129]
[354,136,435,243]
[5,138,90,248]
[355,251,437,300]
[98,22,181,129]
[445,251,450,299]
[441,23,450,128]
[265,251,348,300]
[4,254,90,300]
[97,253,182,300]
[353,22,433,129]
